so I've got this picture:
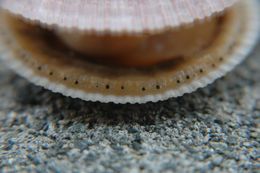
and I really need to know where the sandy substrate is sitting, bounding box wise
[0,42,259,173]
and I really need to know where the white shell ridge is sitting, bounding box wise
[0,0,237,33]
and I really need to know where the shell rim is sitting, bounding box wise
[0,0,259,104]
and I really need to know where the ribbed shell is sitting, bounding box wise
[0,0,237,33]
[0,0,259,104]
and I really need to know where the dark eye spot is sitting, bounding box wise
[49,72,53,75]
[37,66,42,71]
[121,86,125,90]
[106,85,110,89]
[177,80,181,84]
[75,80,79,85]
[156,85,160,89]
[186,75,190,79]
[219,57,223,61]
[63,77,67,81]
[142,87,146,91]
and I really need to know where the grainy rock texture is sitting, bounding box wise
[0,42,260,173]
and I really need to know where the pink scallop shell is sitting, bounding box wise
[0,0,237,33]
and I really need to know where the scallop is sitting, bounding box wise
[0,0,259,104]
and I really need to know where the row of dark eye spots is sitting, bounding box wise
[176,71,197,84]
[63,76,79,85]
[36,65,163,91]
[36,66,203,91]
[38,66,54,76]
[35,56,224,91]
[142,85,160,91]
[211,57,223,68]
[175,57,224,84]
[96,85,126,90]
[36,66,78,85]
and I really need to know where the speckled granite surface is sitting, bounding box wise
[0,41,260,172]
